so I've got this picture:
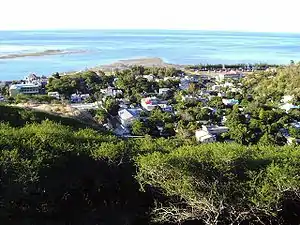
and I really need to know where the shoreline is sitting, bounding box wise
[1,57,281,81]
[0,49,88,60]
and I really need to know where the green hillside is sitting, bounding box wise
[244,63,300,102]
[0,118,299,224]
[0,105,100,130]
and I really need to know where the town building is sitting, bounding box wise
[25,74,48,85]
[141,97,173,112]
[141,97,160,111]
[286,137,300,145]
[179,78,191,90]
[159,88,171,95]
[281,95,294,104]
[195,125,229,143]
[217,71,244,82]
[195,130,216,143]
[100,87,123,98]
[118,108,143,127]
[202,125,229,135]
[70,94,90,103]
[158,103,173,112]
[143,74,155,82]
[280,103,300,112]
[9,84,40,97]
[48,92,60,99]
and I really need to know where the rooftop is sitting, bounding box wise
[10,83,40,89]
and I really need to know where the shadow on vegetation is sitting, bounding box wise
[165,156,300,225]
[0,153,153,225]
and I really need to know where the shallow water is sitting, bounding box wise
[1,30,300,80]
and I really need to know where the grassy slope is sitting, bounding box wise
[0,104,101,130]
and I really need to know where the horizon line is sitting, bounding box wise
[1,28,300,35]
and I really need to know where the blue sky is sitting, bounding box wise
[1,0,299,33]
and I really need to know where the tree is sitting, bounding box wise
[289,127,300,139]
[131,120,150,136]
[0,85,9,97]
[208,96,224,109]
[52,72,60,79]
[225,105,251,144]
[103,97,119,116]
[94,109,108,124]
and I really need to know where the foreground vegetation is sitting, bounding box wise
[1,63,300,224]
[0,114,299,224]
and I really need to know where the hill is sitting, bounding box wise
[244,63,300,102]
[0,104,101,130]
[0,119,299,224]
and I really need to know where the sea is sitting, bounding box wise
[1,29,300,80]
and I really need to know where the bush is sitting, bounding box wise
[136,143,300,224]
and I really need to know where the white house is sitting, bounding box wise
[281,95,294,104]
[143,74,155,82]
[48,92,60,99]
[118,108,142,127]
[100,87,123,97]
[9,84,40,97]
[141,97,173,112]
[202,125,229,136]
[159,88,171,95]
[25,74,48,85]
[141,97,160,111]
[195,125,228,143]
[286,137,300,145]
[195,130,216,143]
[280,103,300,112]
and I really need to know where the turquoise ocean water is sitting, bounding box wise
[1,30,300,80]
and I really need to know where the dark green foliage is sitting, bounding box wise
[0,118,299,224]
[132,120,150,136]
[0,122,152,225]
[136,144,300,225]
[103,97,119,116]
[46,71,108,98]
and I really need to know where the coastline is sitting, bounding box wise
[0,49,87,60]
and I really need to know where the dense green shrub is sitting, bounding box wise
[0,107,300,224]
[136,144,300,225]
[0,121,152,224]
